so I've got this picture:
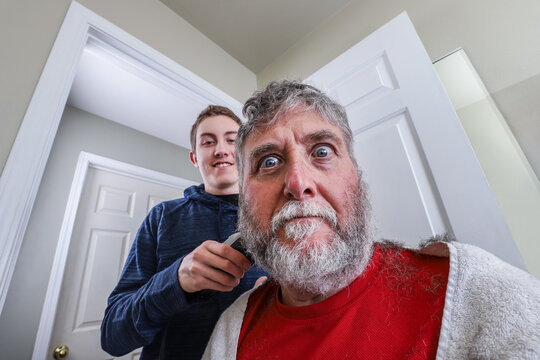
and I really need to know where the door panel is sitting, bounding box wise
[49,167,187,359]
[353,110,448,241]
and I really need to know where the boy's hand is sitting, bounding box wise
[178,240,252,293]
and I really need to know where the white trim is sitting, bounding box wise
[0,0,242,316]
[32,151,197,359]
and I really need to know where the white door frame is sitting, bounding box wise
[0,1,242,315]
[32,151,197,359]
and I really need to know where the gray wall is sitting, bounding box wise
[0,106,201,359]
[0,0,256,175]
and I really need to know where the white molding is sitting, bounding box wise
[0,0,88,318]
[0,0,241,317]
[32,151,196,359]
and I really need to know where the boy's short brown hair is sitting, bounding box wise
[190,105,242,151]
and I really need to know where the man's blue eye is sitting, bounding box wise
[315,145,331,158]
[261,156,279,169]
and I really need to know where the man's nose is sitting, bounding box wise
[283,157,315,200]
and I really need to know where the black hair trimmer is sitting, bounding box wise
[222,232,253,264]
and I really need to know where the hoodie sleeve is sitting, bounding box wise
[100,204,190,356]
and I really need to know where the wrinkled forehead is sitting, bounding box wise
[248,108,316,136]
[242,111,347,165]
[244,108,333,142]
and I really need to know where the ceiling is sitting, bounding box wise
[159,0,353,73]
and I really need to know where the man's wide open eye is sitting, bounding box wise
[314,145,333,158]
[260,156,279,169]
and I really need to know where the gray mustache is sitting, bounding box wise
[271,201,338,233]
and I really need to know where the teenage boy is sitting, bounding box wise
[101,105,266,360]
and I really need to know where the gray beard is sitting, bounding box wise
[239,180,374,296]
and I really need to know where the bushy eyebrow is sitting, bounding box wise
[305,129,343,146]
[248,143,280,165]
[248,129,343,164]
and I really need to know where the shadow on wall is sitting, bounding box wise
[434,49,540,278]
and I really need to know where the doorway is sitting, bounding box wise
[46,152,194,359]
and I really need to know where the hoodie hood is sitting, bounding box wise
[183,184,238,211]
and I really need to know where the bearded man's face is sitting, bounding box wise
[238,111,373,295]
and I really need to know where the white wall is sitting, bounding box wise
[0,106,201,359]
[456,98,540,277]
[491,73,540,186]
[433,51,540,278]
[0,0,256,175]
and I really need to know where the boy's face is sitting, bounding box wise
[190,115,240,195]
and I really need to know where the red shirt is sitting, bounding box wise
[237,245,449,360]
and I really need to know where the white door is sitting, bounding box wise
[48,166,188,359]
[307,13,524,267]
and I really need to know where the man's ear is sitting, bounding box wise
[189,151,199,167]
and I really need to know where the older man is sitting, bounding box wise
[203,81,540,359]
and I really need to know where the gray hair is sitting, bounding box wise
[236,80,356,182]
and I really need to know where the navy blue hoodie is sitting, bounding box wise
[101,184,265,359]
